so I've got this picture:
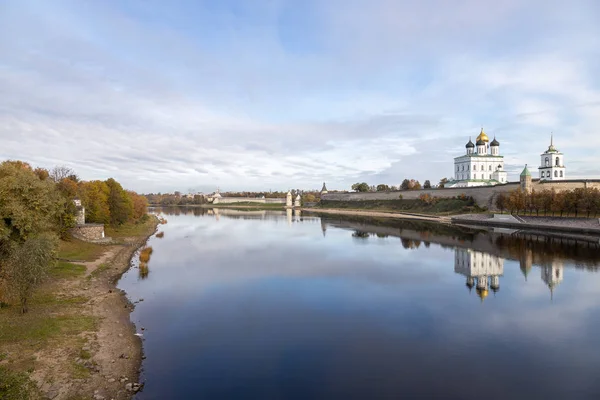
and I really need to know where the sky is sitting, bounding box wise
[1,0,599,193]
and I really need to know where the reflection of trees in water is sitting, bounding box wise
[352,230,370,239]
[323,214,599,269]
[493,234,600,269]
[139,262,149,279]
[150,206,210,216]
[401,238,421,249]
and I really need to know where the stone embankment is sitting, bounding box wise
[452,214,600,235]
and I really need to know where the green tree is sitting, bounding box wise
[400,179,410,190]
[0,161,63,312]
[351,182,370,192]
[106,178,133,226]
[5,233,57,313]
[423,180,431,189]
[376,184,390,192]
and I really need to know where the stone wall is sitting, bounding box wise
[71,224,105,241]
[322,179,600,210]
[216,197,286,204]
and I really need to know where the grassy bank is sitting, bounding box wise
[318,198,482,215]
[0,217,157,400]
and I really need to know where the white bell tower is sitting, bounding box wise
[539,135,566,180]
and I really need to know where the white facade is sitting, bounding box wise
[539,136,566,181]
[541,262,564,289]
[447,129,507,188]
[454,248,504,300]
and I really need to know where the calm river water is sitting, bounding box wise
[118,207,600,399]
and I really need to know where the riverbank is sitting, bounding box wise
[0,217,157,400]
[302,208,451,223]
[452,213,600,235]
[149,203,286,210]
[304,208,600,236]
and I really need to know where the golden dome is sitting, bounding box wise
[476,128,489,143]
[476,288,489,301]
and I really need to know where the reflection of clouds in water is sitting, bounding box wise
[122,212,600,400]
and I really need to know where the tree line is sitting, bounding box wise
[0,160,148,313]
[352,179,433,192]
[495,187,600,217]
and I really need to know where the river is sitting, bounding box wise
[118,207,600,399]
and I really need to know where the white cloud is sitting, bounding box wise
[1,0,599,192]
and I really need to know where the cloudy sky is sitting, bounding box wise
[1,0,599,193]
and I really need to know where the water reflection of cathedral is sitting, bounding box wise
[454,248,564,301]
[455,248,504,301]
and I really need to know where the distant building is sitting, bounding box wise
[321,182,328,194]
[520,165,533,193]
[539,135,566,181]
[447,128,508,188]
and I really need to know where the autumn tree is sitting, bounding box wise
[376,184,390,192]
[128,191,149,223]
[106,178,133,226]
[34,167,49,181]
[439,178,449,188]
[0,161,64,312]
[410,180,422,190]
[495,193,506,213]
[78,180,111,224]
[5,233,57,313]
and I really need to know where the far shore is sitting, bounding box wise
[303,208,600,236]
[148,203,600,236]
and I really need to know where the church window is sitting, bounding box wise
[554,170,558,177]
[457,166,459,172]
[489,165,492,171]
[560,171,563,177]
[473,165,477,171]
[545,157,549,167]
[556,157,560,166]
[461,165,464,171]
[498,164,501,170]
[474,174,477,179]
[541,171,545,178]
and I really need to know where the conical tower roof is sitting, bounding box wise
[520,165,531,177]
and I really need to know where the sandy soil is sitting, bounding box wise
[30,234,155,400]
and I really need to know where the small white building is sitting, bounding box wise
[539,135,566,180]
[541,262,564,299]
[447,128,508,188]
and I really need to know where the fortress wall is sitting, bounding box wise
[322,183,519,209]
[322,180,600,210]
[532,180,600,191]
[217,197,286,204]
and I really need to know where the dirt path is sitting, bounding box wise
[303,208,452,223]
[28,230,156,400]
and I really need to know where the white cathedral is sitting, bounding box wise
[447,129,566,187]
[448,128,508,187]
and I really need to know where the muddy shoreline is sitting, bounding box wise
[32,219,158,400]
